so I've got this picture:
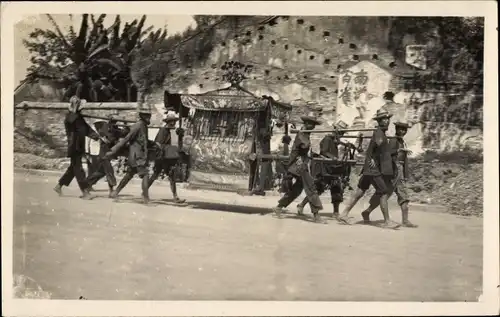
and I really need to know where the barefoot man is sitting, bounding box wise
[147,112,186,204]
[297,120,350,218]
[359,121,418,228]
[103,102,153,204]
[86,115,129,197]
[272,112,324,223]
[337,108,400,229]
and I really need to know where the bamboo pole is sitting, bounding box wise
[81,114,165,129]
[81,113,135,123]
[248,153,360,165]
[336,135,397,140]
[290,128,377,134]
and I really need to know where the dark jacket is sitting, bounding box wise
[362,127,393,176]
[309,133,344,178]
[155,126,179,159]
[319,134,340,159]
[287,129,311,176]
[64,112,100,157]
[96,123,128,156]
[389,137,410,179]
[109,119,149,167]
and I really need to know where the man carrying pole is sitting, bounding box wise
[337,108,400,229]
[272,112,324,223]
[296,120,351,218]
[53,96,102,199]
[147,112,186,204]
[86,115,129,197]
[103,102,153,204]
[358,121,418,228]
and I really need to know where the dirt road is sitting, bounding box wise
[12,172,483,301]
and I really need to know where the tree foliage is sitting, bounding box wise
[130,27,170,100]
[130,15,226,98]
[385,17,484,92]
[23,14,156,102]
[382,17,484,128]
[129,15,259,98]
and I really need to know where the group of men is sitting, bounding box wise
[272,108,417,229]
[54,95,417,229]
[53,96,186,205]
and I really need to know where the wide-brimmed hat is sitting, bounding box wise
[394,121,411,129]
[300,111,321,125]
[335,120,349,130]
[372,108,393,120]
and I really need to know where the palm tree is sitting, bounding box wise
[23,14,154,102]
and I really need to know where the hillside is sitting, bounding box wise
[144,16,482,156]
[157,16,394,119]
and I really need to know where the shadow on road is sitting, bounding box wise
[87,194,392,227]
[185,200,274,215]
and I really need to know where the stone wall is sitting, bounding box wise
[14,102,165,158]
[13,101,255,173]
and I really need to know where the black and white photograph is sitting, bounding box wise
[2,1,498,316]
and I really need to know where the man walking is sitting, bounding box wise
[359,121,418,228]
[297,120,350,218]
[272,112,324,223]
[147,112,186,204]
[337,108,400,229]
[86,115,129,197]
[54,96,101,199]
[104,102,153,204]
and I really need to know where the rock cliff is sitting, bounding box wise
[148,16,482,157]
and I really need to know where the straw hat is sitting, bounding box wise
[300,111,321,125]
[372,108,393,120]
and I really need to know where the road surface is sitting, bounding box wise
[12,172,483,301]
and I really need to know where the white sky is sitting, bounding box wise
[14,14,196,86]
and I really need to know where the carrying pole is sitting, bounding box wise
[290,128,377,134]
[81,114,164,129]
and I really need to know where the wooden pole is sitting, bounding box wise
[81,113,135,123]
[248,153,359,164]
[81,114,164,129]
[290,128,377,134]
